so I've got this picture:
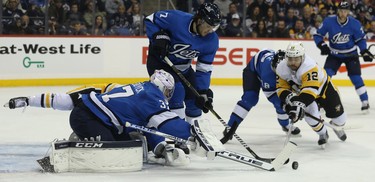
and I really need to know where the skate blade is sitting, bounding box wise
[3,102,9,108]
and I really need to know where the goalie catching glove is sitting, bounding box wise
[152,30,171,59]
[195,89,213,113]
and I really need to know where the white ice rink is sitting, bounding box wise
[0,85,374,182]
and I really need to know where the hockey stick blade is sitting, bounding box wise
[217,150,275,171]
[125,122,288,171]
[271,141,297,171]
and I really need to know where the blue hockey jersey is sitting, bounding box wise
[145,10,219,90]
[81,82,189,137]
[313,15,367,58]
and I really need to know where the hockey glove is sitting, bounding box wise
[288,101,306,123]
[361,49,373,62]
[195,89,213,113]
[220,122,239,144]
[152,30,171,59]
[317,41,330,55]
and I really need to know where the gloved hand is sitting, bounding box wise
[152,30,171,59]
[361,49,373,62]
[195,89,213,113]
[221,122,239,144]
[287,101,306,123]
[317,41,330,55]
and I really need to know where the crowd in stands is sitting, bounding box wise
[1,0,375,40]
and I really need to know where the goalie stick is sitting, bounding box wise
[164,56,290,164]
[124,122,297,171]
[305,112,362,130]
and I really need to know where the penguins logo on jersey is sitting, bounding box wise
[169,44,200,59]
[332,32,350,44]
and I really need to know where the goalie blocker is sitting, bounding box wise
[37,140,143,173]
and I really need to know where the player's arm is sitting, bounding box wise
[353,21,373,62]
[145,10,173,41]
[313,19,330,55]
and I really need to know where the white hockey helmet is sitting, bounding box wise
[286,42,305,58]
[150,70,175,100]
[286,42,305,70]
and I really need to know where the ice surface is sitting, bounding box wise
[0,86,374,182]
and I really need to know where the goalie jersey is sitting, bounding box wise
[80,82,189,138]
[313,15,367,58]
[145,10,219,90]
[275,55,330,106]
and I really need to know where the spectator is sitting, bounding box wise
[289,18,310,39]
[225,13,243,37]
[272,19,289,38]
[226,2,241,25]
[8,15,35,34]
[289,0,303,18]
[366,20,375,40]
[105,0,124,17]
[248,0,269,17]
[252,19,269,38]
[25,1,45,28]
[215,0,232,17]
[131,3,145,36]
[274,0,289,20]
[2,0,24,33]
[67,20,89,35]
[264,7,276,36]
[65,3,84,27]
[48,16,68,35]
[48,0,67,26]
[83,1,106,30]
[324,0,337,16]
[91,15,106,35]
[356,5,371,31]
[106,4,133,35]
[245,5,261,36]
[302,5,315,29]
[284,7,297,29]
[307,14,322,38]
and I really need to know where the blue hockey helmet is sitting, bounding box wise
[197,3,221,26]
[338,1,350,10]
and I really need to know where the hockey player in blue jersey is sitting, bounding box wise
[313,1,374,112]
[145,2,221,123]
[221,49,301,143]
[5,70,224,165]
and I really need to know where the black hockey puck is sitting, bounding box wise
[292,161,299,170]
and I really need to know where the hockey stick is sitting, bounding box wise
[164,56,290,164]
[342,44,375,59]
[305,112,362,130]
[125,122,296,171]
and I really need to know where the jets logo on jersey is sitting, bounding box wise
[332,32,350,44]
[169,44,200,59]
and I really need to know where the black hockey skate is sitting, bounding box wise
[318,131,329,148]
[282,125,301,135]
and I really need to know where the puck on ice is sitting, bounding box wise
[292,161,299,170]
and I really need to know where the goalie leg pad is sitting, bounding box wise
[44,140,143,173]
[191,119,225,159]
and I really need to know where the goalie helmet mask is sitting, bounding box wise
[150,70,175,100]
[285,42,305,71]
